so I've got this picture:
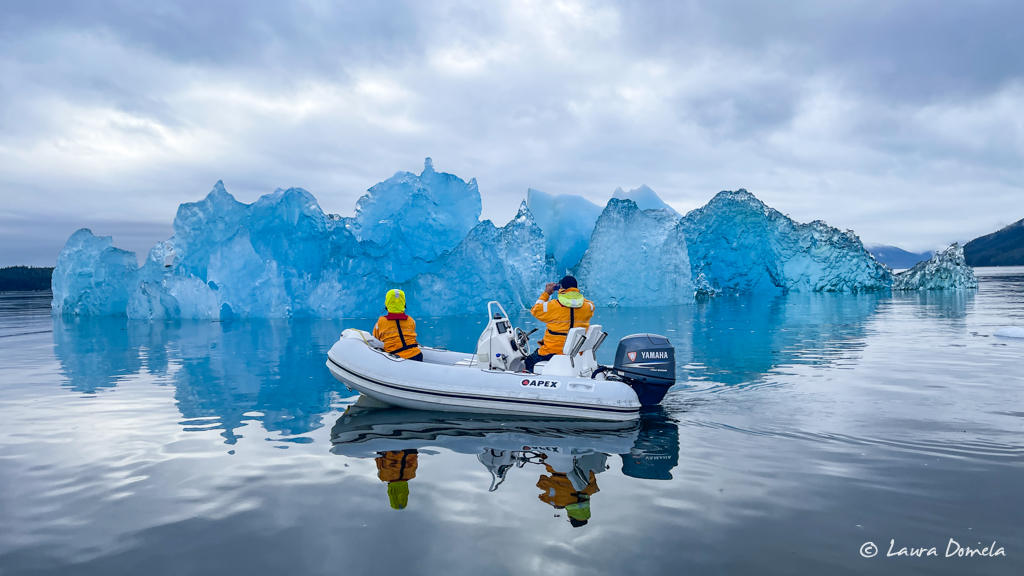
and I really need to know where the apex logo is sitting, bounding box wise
[627,351,637,361]
[521,379,560,388]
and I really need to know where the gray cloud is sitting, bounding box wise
[1,0,1022,266]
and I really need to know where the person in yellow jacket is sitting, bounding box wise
[372,289,423,361]
[375,449,419,510]
[536,462,600,528]
[525,275,595,373]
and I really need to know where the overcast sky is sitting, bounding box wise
[2,0,1023,266]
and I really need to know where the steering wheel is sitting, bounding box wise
[514,328,538,352]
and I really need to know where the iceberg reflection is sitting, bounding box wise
[54,317,357,442]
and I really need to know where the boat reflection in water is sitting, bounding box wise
[330,399,680,527]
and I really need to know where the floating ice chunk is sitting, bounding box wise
[527,188,603,272]
[892,243,979,291]
[404,202,558,315]
[171,181,250,283]
[612,185,679,215]
[349,158,481,282]
[575,199,692,307]
[53,168,979,320]
[993,327,1024,338]
[497,201,560,307]
[681,190,892,294]
[52,229,139,316]
[57,161,532,319]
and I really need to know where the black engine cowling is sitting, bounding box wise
[612,333,675,405]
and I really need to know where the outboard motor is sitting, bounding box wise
[611,334,676,405]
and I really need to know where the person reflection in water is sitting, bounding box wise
[375,449,418,510]
[535,453,606,527]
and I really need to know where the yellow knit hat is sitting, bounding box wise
[387,481,409,509]
[385,289,406,314]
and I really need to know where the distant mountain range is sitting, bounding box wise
[964,218,1024,267]
[866,245,934,269]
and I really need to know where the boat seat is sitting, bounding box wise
[577,325,603,353]
[529,327,587,375]
[561,327,587,355]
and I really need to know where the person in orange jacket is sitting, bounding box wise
[372,289,423,361]
[375,449,419,510]
[525,275,595,373]
[536,460,600,528]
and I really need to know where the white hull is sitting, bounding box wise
[326,337,641,421]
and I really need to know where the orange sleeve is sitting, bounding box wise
[584,299,596,322]
[372,317,383,340]
[531,292,560,322]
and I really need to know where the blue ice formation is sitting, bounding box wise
[403,202,558,316]
[527,188,603,272]
[574,189,974,300]
[53,160,552,320]
[678,190,893,295]
[575,200,692,307]
[891,243,978,291]
[528,185,677,272]
[574,189,891,304]
[51,229,140,316]
[612,185,679,215]
[53,163,978,319]
[349,157,482,282]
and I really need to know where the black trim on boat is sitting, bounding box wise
[327,356,637,415]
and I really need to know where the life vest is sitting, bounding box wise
[375,450,419,483]
[529,288,595,356]
[536,464,599,509]
[372,313,421,359]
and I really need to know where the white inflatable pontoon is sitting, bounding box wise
[326,302,646,421]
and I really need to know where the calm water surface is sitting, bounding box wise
[1,268,1023,575]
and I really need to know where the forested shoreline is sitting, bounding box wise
[0,266,53,291]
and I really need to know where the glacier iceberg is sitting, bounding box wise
[575,200,692,307]
[679,190,893,294]
[349,157,482,282]
[52,229,139,316]
[574,189,893,302]
[528,185,676,272]
[527,188,603,272]
[54,160,554,320]
[891,243,978,291]
[403,202,558,316]
[612,185,679,215]
[53,163,979,320]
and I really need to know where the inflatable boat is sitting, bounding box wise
[325,302,676,421]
